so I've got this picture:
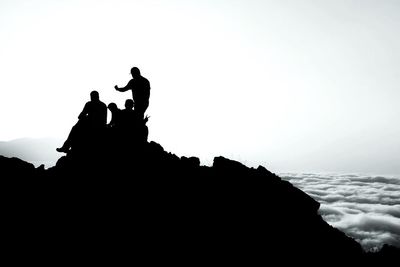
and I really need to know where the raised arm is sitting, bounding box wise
[114,80,132,92]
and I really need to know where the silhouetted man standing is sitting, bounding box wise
[115,67,150,119]
[57,91,107,153]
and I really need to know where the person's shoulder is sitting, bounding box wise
[127,78,135,85]
[93,100,107,108]
[100,101,107,109]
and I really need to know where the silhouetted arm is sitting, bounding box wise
[78,103,89,120]
[115,80,133,92]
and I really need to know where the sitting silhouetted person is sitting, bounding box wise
[107,102,122,129]
[120,99,149,144]
[115,67,150,119]
[57,91,107,153]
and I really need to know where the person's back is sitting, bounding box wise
[83,101,107,128]
[107,103,122,128]
[120,99,141,132]
[79,91,107,129]
[128,75,150,108]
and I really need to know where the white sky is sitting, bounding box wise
[0,0,399,175]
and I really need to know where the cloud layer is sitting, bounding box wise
[280,173,400,251]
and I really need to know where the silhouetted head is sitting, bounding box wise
[108,102,118,112]
[131,67,141,78]
[90,91,100,101]
[125,99,134,110]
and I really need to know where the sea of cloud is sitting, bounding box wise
[280,173,400,251]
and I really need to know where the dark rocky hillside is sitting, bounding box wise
[1,137,398,264]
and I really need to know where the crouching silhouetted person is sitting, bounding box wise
[57,91,107,153]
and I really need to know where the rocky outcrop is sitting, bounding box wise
[1,139,398,263]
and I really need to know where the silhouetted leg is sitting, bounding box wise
[56,122,82,153]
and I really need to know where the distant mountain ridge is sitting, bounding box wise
[0,137,61,167]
